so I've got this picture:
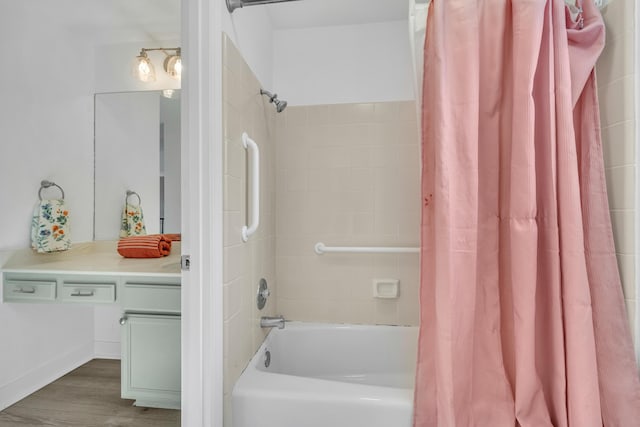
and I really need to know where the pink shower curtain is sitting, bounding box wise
[414,1,640,426]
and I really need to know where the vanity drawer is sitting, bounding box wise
[4,279,56,302]
[123,282,181,314]
[61,282,116,304]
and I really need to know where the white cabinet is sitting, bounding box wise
[1,242,183,411]
[3,274,118,304]
[121,313,181,409]
[119,278,181,409]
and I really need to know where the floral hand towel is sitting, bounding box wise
[31,199,71,253]
[120,203,147,238]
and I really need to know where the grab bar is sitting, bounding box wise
[314,242,420,255]
[242,132,260,242]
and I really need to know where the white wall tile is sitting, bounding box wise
[328,103,375,124]
[618,254,636,300]
[600,0,634,40]
[610,210,635,254]
[598,75,635,127]
[625,299,636,339]
[605,166,635,210]
[601,121,635,168]
[596,31,634,85]
[222,35,277,424]
[224,175,243,213]
[597,3,637,349]
[276,101,420,326]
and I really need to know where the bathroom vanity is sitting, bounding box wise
[1,241,181,410]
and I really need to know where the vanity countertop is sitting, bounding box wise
[1,240,181,277]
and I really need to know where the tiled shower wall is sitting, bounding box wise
[275,102,421,326]
[222,34,277,426]
[597,0,636,337]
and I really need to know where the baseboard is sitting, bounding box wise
[94,340,121,360]
[0,341,93,411]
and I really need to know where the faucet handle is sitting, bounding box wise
[256,278,270,310]
[259,288,270,299]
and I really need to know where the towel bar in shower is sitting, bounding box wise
[242,132,260,242]
[314,242,420,255]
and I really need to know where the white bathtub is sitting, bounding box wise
[232,322,418,427]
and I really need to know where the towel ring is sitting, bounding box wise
[38,180,65,200]
[126,190,142,206]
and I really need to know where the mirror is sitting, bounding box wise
[94,90,181,240]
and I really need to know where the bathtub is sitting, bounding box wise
[232,322,418,427]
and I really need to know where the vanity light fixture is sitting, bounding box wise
[133,47,181,82]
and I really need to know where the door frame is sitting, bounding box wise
[181,0,224,425]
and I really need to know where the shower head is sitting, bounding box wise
[273,98,287,113]
[260,89,287,113]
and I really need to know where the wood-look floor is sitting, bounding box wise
[0,359,180,427]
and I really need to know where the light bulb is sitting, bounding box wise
[174,58,182,77]
[164,54,182,80]
[133,51,156,82]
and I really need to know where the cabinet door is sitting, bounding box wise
[121,313,181,409]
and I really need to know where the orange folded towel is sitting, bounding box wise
[117,234,172,258]
[163,233,181,242]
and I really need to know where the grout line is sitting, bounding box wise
[600,119,633,130]
[604,164,635,170]
[601,118,634,129]
[597,73,635,91]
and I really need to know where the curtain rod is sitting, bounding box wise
[228,0,606,14]
[226,0,302,13]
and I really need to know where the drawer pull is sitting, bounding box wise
[13,287,36,294]
[70,290,95,297]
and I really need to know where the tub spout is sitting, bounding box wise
[260,315,285,329]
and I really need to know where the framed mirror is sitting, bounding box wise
[94,90,181,240]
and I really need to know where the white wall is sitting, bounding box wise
[273,20,414,106]
[222,6,275,89]
[597,0,638,353]
[0,7,96,250]
[0,3,96,409]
